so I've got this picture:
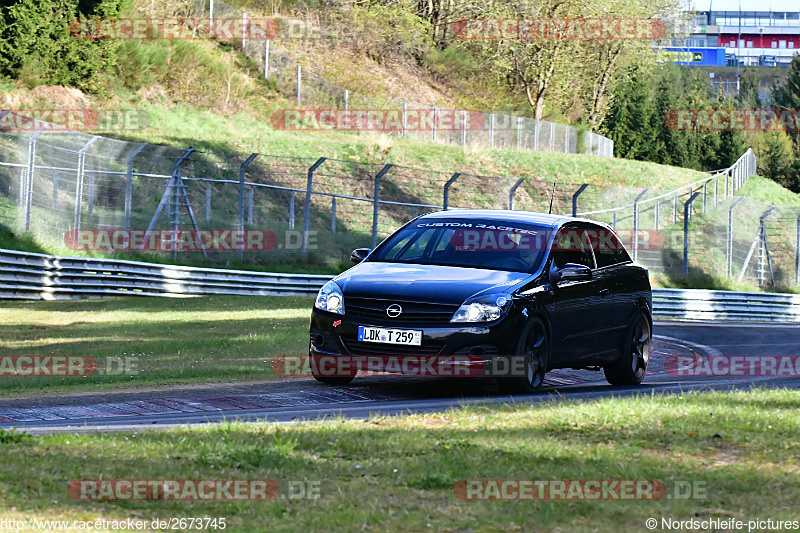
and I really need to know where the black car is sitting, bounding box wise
[309,210,652,393]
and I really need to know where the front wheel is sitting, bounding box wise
[498,317,549,394]
[311,352,356,386]
[604,311,651,386]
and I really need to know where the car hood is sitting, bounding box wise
[334,262,531,304]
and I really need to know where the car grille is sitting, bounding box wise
[340,337,446,356]
[344,297,458,325]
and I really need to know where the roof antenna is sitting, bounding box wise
[548,182,556,214]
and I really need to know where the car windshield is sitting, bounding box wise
[369,219,552,272]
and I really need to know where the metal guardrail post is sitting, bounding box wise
[509,178,525,211]
[683,191,701,277]
[371,164,393,248]
[572,184,588,217]
[443,173,461,210]
[632,189,648,262]
[302,157,326,257]
[125,142,148,231]
[238,153,259,261]
[23,130,44,232]
[72,136,100,235]
[727,197,744,278]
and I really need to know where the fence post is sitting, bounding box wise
[516,117,521,150]
[795,213,800,285]
[672,194,678,225]
[489,114,494,148]
[461,110,467,147]
[654,201,660,231]
[571,184,588,217]
[443,173,461,210]
[564,126,569,153]
[302,157,326,257]
[296,65,301,106]
[683,191,701,277]
[612,211,617,230]
[23,130,43,232]
[264,39,270,79]
[534,119,540,150]
[725,170,730,198]
[371,164,393,248]
[549,122,555,151]
[238,153,259,261]
[702,181,707,213]
[124,142,148,231]
[714,177,719,206]
[432,106,437,141]
[344,89,349,112]
[632,189,648,262]
[726,197,743,278]
[509,178,525,211]
[18,168,25,207]
[72,136,99,235]
[52,172,58,209]
[331,196,336,232]
[289,192,295,229]
[242,12,247,49]
[205,182,211,222]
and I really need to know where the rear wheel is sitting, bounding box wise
[604,311,651,386]
[311,352,356,386]
[498,317,549,394]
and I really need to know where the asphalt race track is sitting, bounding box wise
[1,321,798,435]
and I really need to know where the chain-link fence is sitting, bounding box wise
[202,0,614,157]
[3,112,788,291]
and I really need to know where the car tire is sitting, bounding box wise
[604,311,651,386]
[498,316,549,394]
[310,352,357,386]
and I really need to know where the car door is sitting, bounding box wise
[587,224,637,349]
[547,225,605,366]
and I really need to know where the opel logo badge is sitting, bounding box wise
[386,304,402,317]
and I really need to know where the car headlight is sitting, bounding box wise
[451,294,511,323]
[315,281,345,315]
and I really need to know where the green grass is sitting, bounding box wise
[0,296,312,397]
[736,175,800,207]
[0,388,798,531]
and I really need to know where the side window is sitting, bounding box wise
[553,227,595,269]
[383,229,436,261]
[587,225,631,268]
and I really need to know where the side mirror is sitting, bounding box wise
[350,248,371,264]
[550,262,592,284]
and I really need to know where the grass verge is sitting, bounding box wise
[0,296,312,398]
[0,388,798,532]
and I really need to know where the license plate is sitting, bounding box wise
[358,326,422,346]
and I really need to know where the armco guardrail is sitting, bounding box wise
[0,249,330,299]
[1,249,798,322]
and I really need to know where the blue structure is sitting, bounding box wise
[656,47,727,66]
